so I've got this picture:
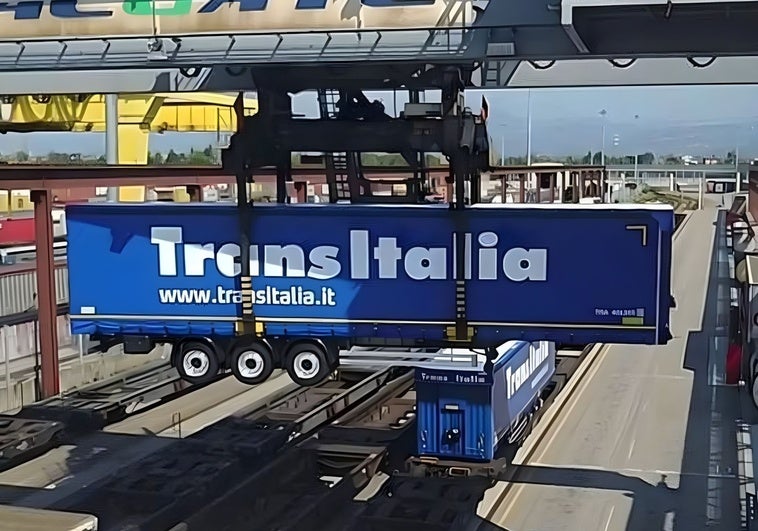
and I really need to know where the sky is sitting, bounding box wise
[2,84,758,159]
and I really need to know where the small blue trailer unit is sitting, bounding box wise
[415,341,555,462]
[66,202,672,387]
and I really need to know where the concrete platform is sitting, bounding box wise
[479,200,743,530]
[0,504,97,531]
[1,342,168,413]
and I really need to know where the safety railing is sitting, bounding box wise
[0,26,479,72]
[0,303,69,328]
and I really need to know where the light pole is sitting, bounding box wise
[497,122,507,166]
[633,114,640,182]
[599,109,607,166]
[526,89,532,166]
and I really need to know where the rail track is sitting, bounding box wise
[0,211,689,530]
[0,358,215,471]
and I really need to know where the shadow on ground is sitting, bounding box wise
[467,209,742,531]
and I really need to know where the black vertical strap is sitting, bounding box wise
[236,168,254,334]
[453,150,469,341]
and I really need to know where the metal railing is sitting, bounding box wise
[0,26,477,72]
[0,303,69,328]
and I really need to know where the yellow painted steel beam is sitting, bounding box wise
[0,92,256,201]
[0,93,257,133]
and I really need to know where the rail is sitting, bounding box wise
[0,26,474,73]
[0,242,67,265]
[0,303,69,328]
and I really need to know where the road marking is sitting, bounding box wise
[484,202,705,527]
[603,506,615,531]
[663,511,675,531]
[485,345,610,523]
[526,462,737,480]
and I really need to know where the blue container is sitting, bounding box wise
[66,202,674,347]
[415,341,556,461]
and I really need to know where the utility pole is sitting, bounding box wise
[526,89,532,166]
[599,109,607,166]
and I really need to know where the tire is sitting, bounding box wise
[174,341,220,385]
[230,342,275,385]
[752,367,758,410]
[285,342,332,387]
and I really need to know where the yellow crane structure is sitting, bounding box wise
[0,92,257,204]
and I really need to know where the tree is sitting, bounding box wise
[165,149,181,164]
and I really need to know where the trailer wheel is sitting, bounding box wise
[175,341,219,385]
[285,343,331,387]
[230,342,275,385]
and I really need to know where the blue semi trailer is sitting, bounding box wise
[65,201,673,386]
[415,340,555,462]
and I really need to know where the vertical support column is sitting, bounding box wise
[2,327,10,408]
[699,172,704,210]
[294,182,307,204]
[550,173,557,203]
[105,94,119,202]
[31,189,59,398]
[276,156,291,204]
[578,172,585,201]
[519,173,526,203]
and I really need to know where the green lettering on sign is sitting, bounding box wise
[123,0,192,16]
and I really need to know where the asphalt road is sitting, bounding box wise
[484,202,742,531]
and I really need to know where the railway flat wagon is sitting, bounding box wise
[415,341,555,462]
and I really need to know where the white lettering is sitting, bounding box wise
[506,343,550,399]
[184,243,215,276]
[151,227,182,276]
[478,231,499,280]
[502,248,548,282]
[216,243,241,277]
[308,246,340,280]
[264,244,305,277]
[405,247,447,280]
[149,227,549,282]
[350,230,369,279]
[374,237,402,279]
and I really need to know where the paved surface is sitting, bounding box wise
[0,504,97,531]
[484,202,742,530]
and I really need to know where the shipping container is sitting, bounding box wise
[66,202,674,387]
[0,260,69,317]
[0,208,67,246]
[415,340,555,461]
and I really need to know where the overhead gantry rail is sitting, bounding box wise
[0,1,757,93]
[0,1,479,72]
